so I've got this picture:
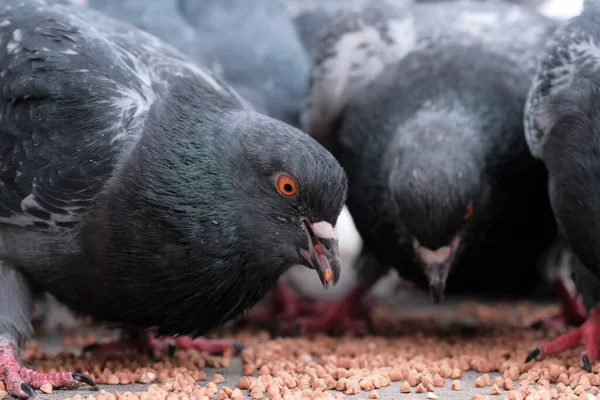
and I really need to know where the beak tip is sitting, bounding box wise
[428,282,446,304]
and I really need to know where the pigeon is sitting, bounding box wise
[0,0,347,398]
[74,0,346,327]
[286,0,559,334]
[524,0,600,372]
[80,0,311,129]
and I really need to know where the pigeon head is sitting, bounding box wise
[219,110,348,288]
[387,107,491,303]
[93,104,347,335]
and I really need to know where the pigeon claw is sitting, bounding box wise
[167,340,177,358]
[581,354,593,373]
[72,372,98,389]
[232,341,245,353]
[1,339,96,399]
[525,306,600,372]
[19,383,37,399]
[525,347,542,363]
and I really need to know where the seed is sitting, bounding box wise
[298,378,310,389]
[415,383,426,393]
[407,374,420,387]
[39,383,53,394]
[243,365,257,376]
[421,376,433,387]
[0,390,7,400]
[427,393,438,399]
[558,374,570,385]
[444,379,457,391]
[549,365,561,379]
[504,378,514,390]
[231,389,244,400]
[359,378,374,391]
[238,376,252,390]
[432,374,444,387]
[216,390,228,400]
[475,376,487,388]
[266,384,280,400]
[250,389,264,399]
[579,377,591,390]
[482,374,492,386]
[368,390,378,399]
[107,375,119,385]
[400,382,411,393]
[490,384,501,395]
[389,368,403,382]
[345,384,358,395]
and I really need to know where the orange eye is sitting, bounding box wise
[464,201,474,220]
[276,175,298,197]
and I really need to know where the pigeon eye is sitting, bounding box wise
[464,201,474,220]
[276,175,298,197]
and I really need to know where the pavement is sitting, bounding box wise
[35,332,505,400]
[28,293,571,400]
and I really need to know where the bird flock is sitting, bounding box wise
[0,0,598,398]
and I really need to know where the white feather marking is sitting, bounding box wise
[6,28,21,53]
[0,188,82,229]
[571,37,600,68]
[61,48,78,55]
[305,15,415,136]
[526,32,600,157]
[180,60,225,93]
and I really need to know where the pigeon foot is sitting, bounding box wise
[1,339,96,399]
[146,334,244,355]
[279,286,373,336]
[83,331,242,357]
[244,280,319,325]
[531,277,587,331]
[526,306,600,372]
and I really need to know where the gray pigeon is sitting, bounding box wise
[281,0,559,334]
[0,0,347,397]
[524,0,600,372]
[68,0,331,332]
[283,0,548,64]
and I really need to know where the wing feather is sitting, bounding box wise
[0,0,243,231]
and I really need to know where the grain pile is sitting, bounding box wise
[9,301,600,400]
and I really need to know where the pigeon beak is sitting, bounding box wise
[423,262,452,304]
[299,218,342,289]
[414,236,461,304]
